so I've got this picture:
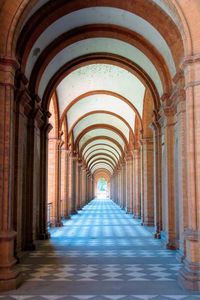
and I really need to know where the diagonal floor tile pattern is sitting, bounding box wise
[1,199,200,300]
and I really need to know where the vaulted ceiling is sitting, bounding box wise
[18,0,183,175]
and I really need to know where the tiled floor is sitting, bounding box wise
[1,199,200,300]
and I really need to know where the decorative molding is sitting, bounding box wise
[181,53,200,68]
[0,57,19,70]
[184,228,200,241]
[34,108,45,129]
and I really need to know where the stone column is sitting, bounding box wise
[0,57,22,290]
[12,75,33,257]
[81,166,87,206]
[122,161,126,209]
[178,56,200,290]
[71,155,77,214]
[48,137,62,227]
[116,171,120,204]
[88,174,93,201]
[60,148,70,219]
[172,83,188,261]
[66,150,73,215]
[133,149,141,218]
[150,116,162,238]
[38,119,52,240]
[140,137,154,226]
[77,161,82,209]
[126,153,133,213]
[159,95,176,249]
[119,167,123,208]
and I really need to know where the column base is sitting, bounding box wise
[143,221,154,226]
[154,232,161,239]
[126,208,132,214]
[55,221,63,227]
[166,241,177,250]
[176,248,185,263]
[178,260,200,291]
[50,220,63,227]
[39,232,51,240]
[0,271,22,292]
[133,214,141,219]
[143,216,154,227]
[0,231,23,291]
[161,231,177,250]
[24,242,36,251]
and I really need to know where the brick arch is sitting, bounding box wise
[74,124,129,150]
[87,153,117,169]
[90,161,114,172]
[85,148,119,162]
[94,169,111,181]
[48,92,60,139]
[84,143,121,160]
[80,136,124,158]
[41,54,160,113]
[26,25,171,94]
[15,0,184,69]
[60,115,68,148]
[62,90,142,131]
[68,110,135,141]
[142,90,155,139]
[93,169,111,198]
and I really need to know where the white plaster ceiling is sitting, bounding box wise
[82,140,122,157]
[85,149,118,164]
[78,128,125,151]
[84,145,120,160]
[67,93,136,133]
[73,113,130,141]
[26,6,175,81]
[56,64,145,118]
[37,37,162,99]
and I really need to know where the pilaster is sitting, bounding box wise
[133,149,141,218]
[125,152,133,213]
[178,55,200,290]
[150,114,162,238]
[0,57,22,290]
[159,94,176,249]
[140,137,154,226]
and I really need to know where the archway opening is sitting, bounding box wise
[97,177,109,199]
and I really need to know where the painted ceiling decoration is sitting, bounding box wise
[18,0,183,175]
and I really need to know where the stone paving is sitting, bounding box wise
[1,199,200,300]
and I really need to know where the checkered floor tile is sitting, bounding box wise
[20,263,181,282]
[0,199,199,299]
[0,296,200,300]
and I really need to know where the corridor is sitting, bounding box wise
[1,200,199,300]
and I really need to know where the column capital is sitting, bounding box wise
[16,88,33,117]
[181,53,200,69]
[0,57,19,87]
[160,93,177,117]
[184,228,200,241]
[140,136,153,146]
[33,107,46,129]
